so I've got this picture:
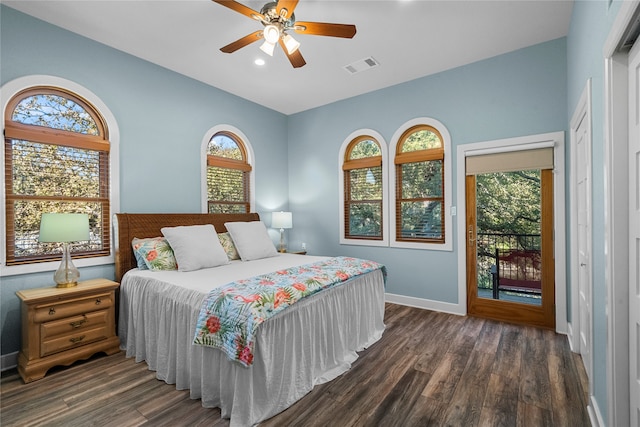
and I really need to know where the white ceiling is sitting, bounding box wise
[4,0,574,115]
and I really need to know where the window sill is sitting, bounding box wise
[0,255,114,277]
[390,240,453,251]
[340,238,389,247]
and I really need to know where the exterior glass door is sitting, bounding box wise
[466,157,555,329]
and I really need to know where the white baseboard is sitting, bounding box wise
[567,322,578,353]
[385,293,465,316]
[1,351,18,372]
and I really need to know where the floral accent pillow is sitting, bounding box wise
[218,232,240,260]
[131,237,178,271]
[131,241,149,270]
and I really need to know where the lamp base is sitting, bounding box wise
[56,281,79,288]
[279,228,287,253]
[53,242,80,288]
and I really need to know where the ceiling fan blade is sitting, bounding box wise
[220,30,263,53]
[276,0,299,20]
[293,21,357,38]
[279,38,306,68]
[212,0,264,21]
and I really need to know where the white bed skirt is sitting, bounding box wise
[118,269,385,426]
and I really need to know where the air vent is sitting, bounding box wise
[343,56,379,75]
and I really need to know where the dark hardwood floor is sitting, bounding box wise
[1,303,590,426]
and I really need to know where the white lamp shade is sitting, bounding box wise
[271,211,292,229]
[282,33,300,54]
[39,213,90,243]
[263,24,280,44]
[259,40,276,56]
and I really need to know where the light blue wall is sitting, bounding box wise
[566,0,624,422]
[286,38,567,303]
[0,6,289,356]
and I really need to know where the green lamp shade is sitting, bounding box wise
[39,213,90,243]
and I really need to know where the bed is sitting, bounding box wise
[114,213,386,426]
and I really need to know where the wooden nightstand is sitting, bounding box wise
[16,278,121,383]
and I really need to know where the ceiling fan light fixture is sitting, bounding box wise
[259,40,276,56]
[282,33,300,54]
[263,24,280,44]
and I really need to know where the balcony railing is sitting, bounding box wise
[476,232,541,292]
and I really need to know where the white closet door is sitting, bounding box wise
[629,36,640,427]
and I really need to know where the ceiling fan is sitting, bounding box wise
[213,0,357,68]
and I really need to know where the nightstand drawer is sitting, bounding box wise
[41,325,109,357]
[34,292,113,323]
[41,310,109,340]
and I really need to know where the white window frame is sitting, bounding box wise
[338,129,389,247]
[200,124,255,213]
[1,75,120,277]
[389,117,453,251]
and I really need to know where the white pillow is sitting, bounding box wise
[161,224,229,271]
[224,221,278,261]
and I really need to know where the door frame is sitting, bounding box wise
[603,2,638,426]
[456,131,567,333]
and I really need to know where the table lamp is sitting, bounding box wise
[39,213,90,287]
[271,211,292,253]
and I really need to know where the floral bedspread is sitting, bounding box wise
[193,256,386,367]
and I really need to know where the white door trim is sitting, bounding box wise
[455,131,567,333]
[569,77,593,395]
[603,2,638,426]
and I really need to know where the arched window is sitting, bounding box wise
[4,87,111,265]
[206,131,252,213]
[343,136,383,239]
[391,119,451,250]
[339,130,388,246]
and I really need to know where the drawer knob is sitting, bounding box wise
[69,335,85,344]
[48,307,56,316]
[95,298,102,305]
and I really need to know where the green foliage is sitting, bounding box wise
[208,134,243,160]
[476,170,541,236]
[401,129,441,152]
[13,94,99,135]
[349,139,381,159]
[207,167,245,201]
[397,160,443,239]
[401,161,442,198]
[347,166,382,237]
[13,141,100,197]
[475,170,542,292]
[349,203,382,237]
[400,201,442,239]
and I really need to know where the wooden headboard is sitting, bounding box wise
[114,212,260,282]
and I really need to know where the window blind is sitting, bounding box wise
[465,147,554,175]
